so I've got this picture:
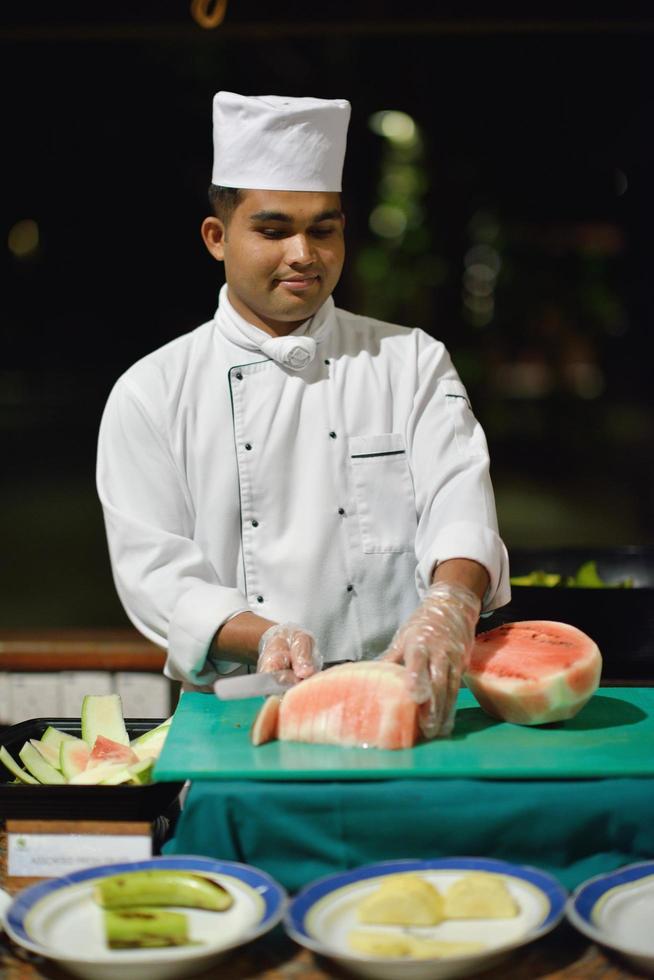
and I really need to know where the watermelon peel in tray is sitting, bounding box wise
[0,693,173,787]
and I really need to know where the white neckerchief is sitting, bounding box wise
[215,283,335,371]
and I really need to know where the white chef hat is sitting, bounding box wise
[211,92,351,192]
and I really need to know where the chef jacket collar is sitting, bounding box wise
[214,283,335,371]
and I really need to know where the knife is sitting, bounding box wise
[214,669,297,700]
[213,661,353,700]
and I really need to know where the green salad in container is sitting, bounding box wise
[510,560,633,589]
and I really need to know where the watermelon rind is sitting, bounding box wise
[40,726,76,750]
[0,745,39,784]
[69,761,134,785]
[30,738,62,770]
[129,718,173,746]
[81,694,129,748]
[127,759,154,785]
[99,767,133,786]
[129,719,172,761]
[60,736,91,780]
[19,742,66,785]
[1,704,171,788]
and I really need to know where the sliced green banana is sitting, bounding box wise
[104,908,194,948]
[94,870,233,911]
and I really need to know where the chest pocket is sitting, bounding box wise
[349,433,417,554]
[442,379,488,458]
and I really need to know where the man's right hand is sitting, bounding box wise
[257,622,323,680]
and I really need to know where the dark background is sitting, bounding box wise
[2,4,653,629]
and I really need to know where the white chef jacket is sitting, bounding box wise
[97,285,510,687]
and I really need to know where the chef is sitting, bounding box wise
[97,92,510,738]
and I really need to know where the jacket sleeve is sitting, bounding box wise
[96,378,249,686]
[407,336,511,612]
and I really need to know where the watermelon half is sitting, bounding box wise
[465,620,602,725]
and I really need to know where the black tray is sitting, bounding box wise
[482,546,654,681]
[0,718,184,821]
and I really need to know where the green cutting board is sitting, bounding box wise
[154,687,654,782]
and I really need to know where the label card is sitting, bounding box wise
[7,832,152,878]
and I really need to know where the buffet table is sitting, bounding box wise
[2,684,653,979]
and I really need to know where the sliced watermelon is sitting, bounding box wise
[465,620,602,725]
[251,696,281,746]
[87,735,138,770]
[60,737,91,779]
[81,694,129,747]
[263,661,419,750]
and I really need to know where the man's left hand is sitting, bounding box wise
[382,580,481,738]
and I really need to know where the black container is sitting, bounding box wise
[481,546,654,681]
[0,718,183,821]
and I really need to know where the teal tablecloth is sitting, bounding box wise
[163,776,654,893]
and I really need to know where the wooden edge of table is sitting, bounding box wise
[0,629,166,672]
[0,626,648,682]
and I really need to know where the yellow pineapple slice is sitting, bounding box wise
[443,872,519,919]
[357,873,444,926]
[348,930,412,957]
[409,937,487,958]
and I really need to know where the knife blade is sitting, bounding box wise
[213,669,298,700]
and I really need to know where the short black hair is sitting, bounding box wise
[208,185,244,224]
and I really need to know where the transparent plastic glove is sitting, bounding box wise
[382,582,481,739]
[257,622,323,681]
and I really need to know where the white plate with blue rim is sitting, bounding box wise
[284,856,567,980]
[566,861,654,976]
[0,886,11,930]
[4,854,286,980]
